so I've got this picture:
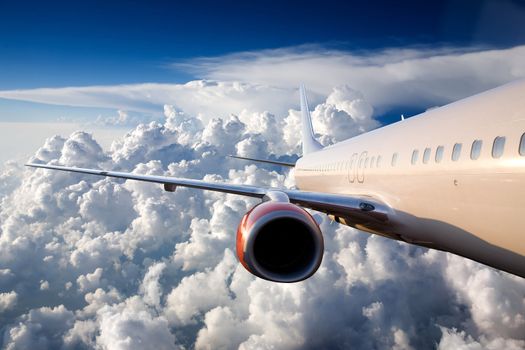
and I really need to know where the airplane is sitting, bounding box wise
[26,79,525,282]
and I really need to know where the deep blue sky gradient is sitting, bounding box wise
[1,0,525,89]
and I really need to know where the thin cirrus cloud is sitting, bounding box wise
[0,45,524,122]
[0,73,524,349]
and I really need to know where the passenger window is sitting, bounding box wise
[492,136,505,158]
[376,156,382,168]
[364,158,369,168]
[391,153,398,166]
[520,133,525,156]
[470,140,482,160]
[452,143,462,161]
[411,150,419,165]
[370,156,375,168]
[435,146,444,163]
[423,148,431,164]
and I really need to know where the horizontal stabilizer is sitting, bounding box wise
[229,155,295,167]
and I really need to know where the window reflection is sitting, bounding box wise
[435,146,444,163]
[470,140,482,160]
[492,136,505,158]
[452,143,462,161]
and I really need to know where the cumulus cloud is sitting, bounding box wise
[0,66,524,350]
[96,297,177,350]
[139,262,166,308]
[77,268,104,293]
[1,45,525,119]
[2,305,75,349]
[94,110,161,127]
[437,327,525,350]
[0,291,17,313]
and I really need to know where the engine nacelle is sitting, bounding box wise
[236,201,324,282]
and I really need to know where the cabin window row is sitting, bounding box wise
[305,133,525,172]
[307,155,382,172]
[407,134,522,165]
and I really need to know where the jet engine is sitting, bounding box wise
[236,200,324,282]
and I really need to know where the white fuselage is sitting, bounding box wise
[295,79,525,277]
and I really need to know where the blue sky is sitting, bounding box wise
[0,0,524,141]
[1,0,524,89]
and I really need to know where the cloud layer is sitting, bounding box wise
[1,45,525,121]
[1,79,524,349]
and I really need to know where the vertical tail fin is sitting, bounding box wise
[300,85,323,155]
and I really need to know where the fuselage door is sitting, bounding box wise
[347,153,358,183]
[357,151,367,183]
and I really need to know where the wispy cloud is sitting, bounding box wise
[0,45,524,120]
[177,44,525,112]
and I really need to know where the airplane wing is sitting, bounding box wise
[25,163,391,226]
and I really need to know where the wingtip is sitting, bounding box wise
[25,163,46,168]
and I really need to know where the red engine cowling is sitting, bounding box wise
[236,201,324,282]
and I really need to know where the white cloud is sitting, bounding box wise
[0,162,23,204]
[182,45,525,114]
[96,297,177,350]
[39,280,50,291]
[78,179,136,232]
[165,250,237,326]
[437,327,525,350]
[77,268,104,293]
[442,255,525,339]
[94,110,161,127]
[0,46,524,120]
[2,305,75,349]
[139,262,166,308]
[0,291,17,313]
[195,306,250,350]
[0,60,524,349]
